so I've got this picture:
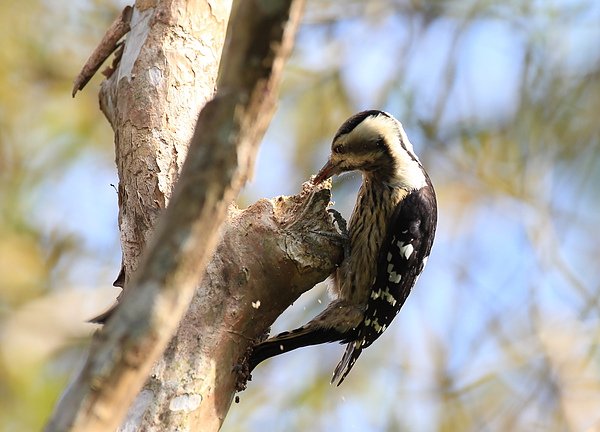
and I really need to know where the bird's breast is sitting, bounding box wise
[337,183,407,304]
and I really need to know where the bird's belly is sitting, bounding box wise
[338,212,385,304]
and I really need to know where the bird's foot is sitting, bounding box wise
[310,209,350,259]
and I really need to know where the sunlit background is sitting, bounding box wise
[0,0,599,430]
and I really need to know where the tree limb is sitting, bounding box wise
[72,5,133,97]
[45,1,305,431]
[121,181,342,431]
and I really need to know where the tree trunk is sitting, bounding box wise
[44,1,330,431]
[100,0,232,289]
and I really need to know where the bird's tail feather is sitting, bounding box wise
[249,326,345,372]
[331,339,363,386]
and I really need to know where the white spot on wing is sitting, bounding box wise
[388,271,402,284]
[370,318,382,332]
[387,263,394,273]
[387,252,392,262]
[400,243,414,259]
[382,287,398,306]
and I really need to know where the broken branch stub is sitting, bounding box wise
[121,180,343,431]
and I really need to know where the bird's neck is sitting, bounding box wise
[369,166,427,191]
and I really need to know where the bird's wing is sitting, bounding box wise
[332,185,437,385]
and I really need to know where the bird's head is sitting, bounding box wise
[314,110,426,190]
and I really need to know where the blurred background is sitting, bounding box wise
[0,0,598,430]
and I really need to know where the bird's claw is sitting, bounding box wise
[309,209,350,259]
[327,208,349,237]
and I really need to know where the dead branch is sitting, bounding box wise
[72,5,133,97]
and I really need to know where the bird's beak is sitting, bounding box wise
[313,159,340,185]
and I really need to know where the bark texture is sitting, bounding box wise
[45,1,309,431]
[99,0,232,289]
[122,182,341,431]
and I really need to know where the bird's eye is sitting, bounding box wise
[376,137,385,148]
[334,145,344,154]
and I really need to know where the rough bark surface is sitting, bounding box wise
[45,1,309,431]
[122,182,342,431]
[100,0,232,288]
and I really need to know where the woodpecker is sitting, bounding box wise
[248,110,437,385]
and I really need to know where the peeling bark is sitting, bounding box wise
[99,0,232,289]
